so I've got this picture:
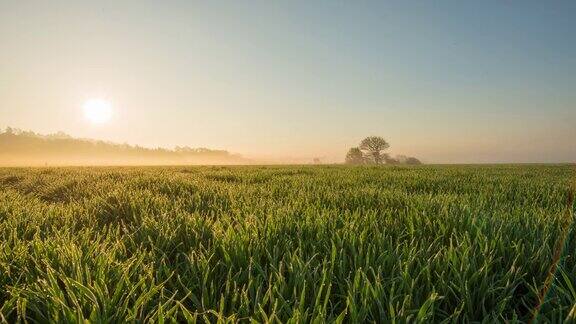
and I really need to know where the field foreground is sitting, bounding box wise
[0,165,574,322]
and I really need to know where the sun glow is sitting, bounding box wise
[83,99,113,124]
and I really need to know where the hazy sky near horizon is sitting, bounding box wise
[1,0,575,163]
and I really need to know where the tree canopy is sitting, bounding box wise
[359,136,390,164]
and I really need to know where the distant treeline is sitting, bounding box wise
[0,127,248,166]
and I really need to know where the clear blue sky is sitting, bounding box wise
[1,0,574,163]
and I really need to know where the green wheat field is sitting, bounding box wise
[0,165,574,323]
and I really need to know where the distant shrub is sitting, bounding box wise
[405,157,422,165]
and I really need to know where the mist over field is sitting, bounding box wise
[0,129,426,166]
[0,128,249,166]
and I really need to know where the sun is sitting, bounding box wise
[83,99,113,124]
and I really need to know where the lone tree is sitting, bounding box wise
[359,136,390,164]
[345,147,364,164]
